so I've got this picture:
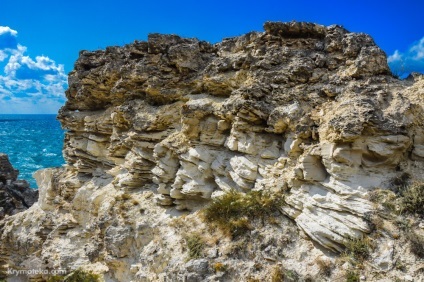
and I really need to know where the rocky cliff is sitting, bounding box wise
[1,22,423,281]
[0,153,38,220]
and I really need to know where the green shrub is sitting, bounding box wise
[368,181,423,218]
[343,237,372,264]
[185,234,205,260]
[47,269,101,282]
[367,189,397,213]
[400,182,424,217]
[345,270,360,282]
[202,190,285,237]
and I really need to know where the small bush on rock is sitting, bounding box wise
[368,181,423,218]
[202,190,285,237]
[185,234,205,260]
[343,236,373,264]
[400,182,424,217]
[345,270,360,282]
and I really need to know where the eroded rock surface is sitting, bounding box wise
[1,22,423,281]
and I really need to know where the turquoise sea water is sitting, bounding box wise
[0,114,65,188]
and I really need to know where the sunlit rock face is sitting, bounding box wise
[1,22,423,281]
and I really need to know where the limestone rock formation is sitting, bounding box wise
[0,153,38,219]
[0,22,423,281]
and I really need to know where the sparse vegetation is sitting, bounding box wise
[270,265,284,282]
[201,190,285,237]
[394,216,413,231]
[282,269,300,282]
[212,262,227,273]
[368,189,397,213]
[363,212,384,233]
[316,257,333,277]
[389,173,410,194]
[47,269,101,282]
[115,192,140,212]
[399,182,424,217]
[343,236,373,264]
[394,259,406,271]
[368,180,424,218]
[269,265,300,282]
[345,269,360,282]
[47,276,64,282]
[407,231,424,258]
[185,233,205,260]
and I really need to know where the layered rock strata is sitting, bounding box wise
[0,22,423,281]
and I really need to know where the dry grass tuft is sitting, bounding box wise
[399,182,424,217]
[315,257,333,277]
[343,236,373,264]
[184,233,205,260]
[201,190,284,237]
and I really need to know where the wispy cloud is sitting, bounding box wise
[0,26,67,114]
[0,26,18,50]
[388,37,424,77]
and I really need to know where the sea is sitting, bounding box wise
[0,114,65,188]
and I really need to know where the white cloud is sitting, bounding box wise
[388,50,402,63]
[388,36,424,77]
[410,37,424,60]
[0,26,67,114]
[0,50,7,62]
[0,26,18,50]
[0,26,18,36]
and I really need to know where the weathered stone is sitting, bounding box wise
[0,153,18,183]
[1,22,423,282]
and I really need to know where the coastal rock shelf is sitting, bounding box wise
[1,22,423,281]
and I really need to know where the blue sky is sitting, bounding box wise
[0,0,423,114]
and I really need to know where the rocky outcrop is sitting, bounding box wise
[0,22,423,281]
[0,153,38,219]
